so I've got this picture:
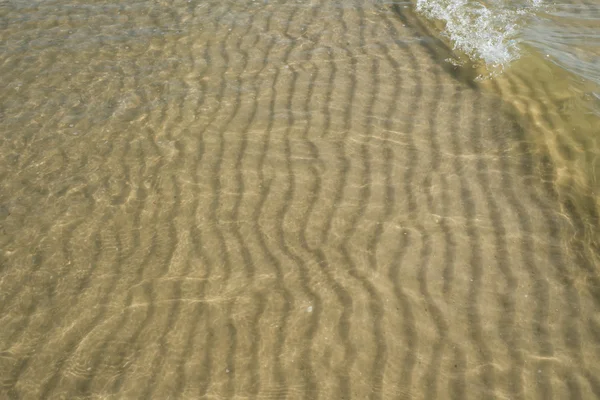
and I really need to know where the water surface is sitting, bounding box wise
[1,0,600,399]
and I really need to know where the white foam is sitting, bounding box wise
[415,0,543,67]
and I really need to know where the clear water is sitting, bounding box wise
[414,0,600,239]
[1,0,600,399]
[524,2,600,113]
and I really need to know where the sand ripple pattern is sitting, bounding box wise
[1,1,599,399]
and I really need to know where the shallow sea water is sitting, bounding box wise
[1,0,600,399]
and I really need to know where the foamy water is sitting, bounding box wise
[413,0,600,114]
[414,0,544,66]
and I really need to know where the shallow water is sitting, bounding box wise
[1,0,600,399]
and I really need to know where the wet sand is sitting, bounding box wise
[1,1,600,399]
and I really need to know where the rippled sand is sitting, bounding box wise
[1,1,600,399]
